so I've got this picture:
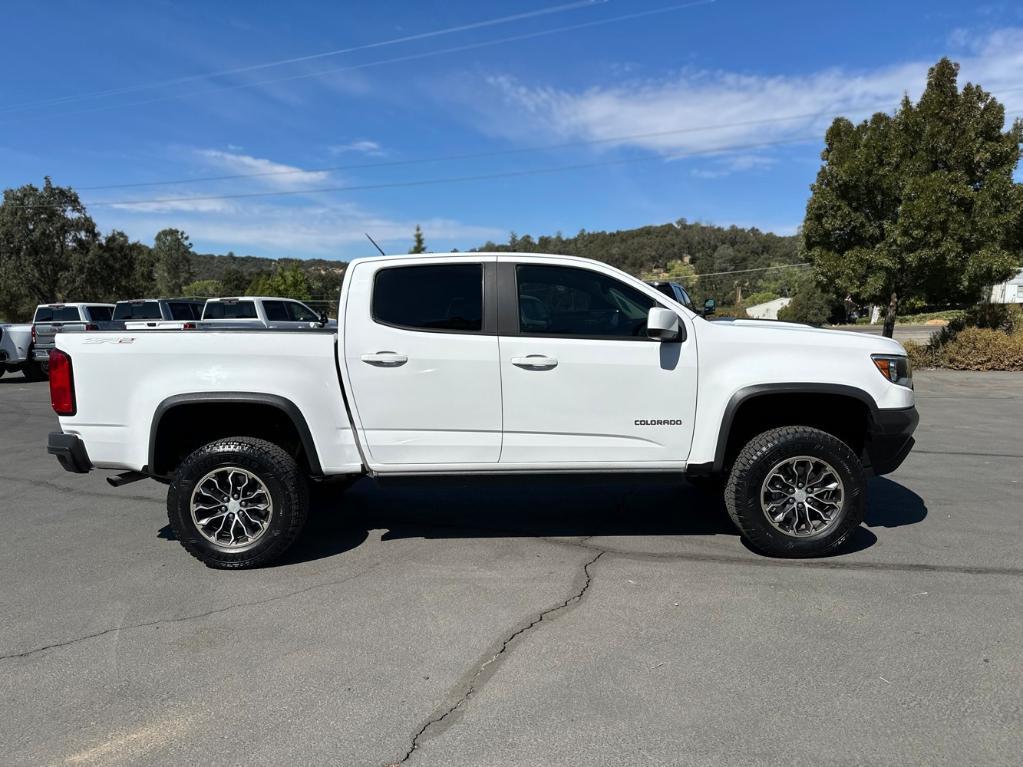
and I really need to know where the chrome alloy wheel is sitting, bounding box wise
[189,467,274,548]
[760,456,844,538]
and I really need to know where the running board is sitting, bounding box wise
[106,471,149,487]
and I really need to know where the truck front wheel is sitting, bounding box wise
[724,426,865,558]
[167,437,309,569]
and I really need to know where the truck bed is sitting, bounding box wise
[54,328,362,475]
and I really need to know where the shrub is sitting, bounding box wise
[935,327,1023,371]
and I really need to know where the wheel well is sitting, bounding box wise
[719,392,871,472]
[151,401,315,477]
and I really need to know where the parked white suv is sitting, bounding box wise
[48,252,918,568]
[201,297,330,328]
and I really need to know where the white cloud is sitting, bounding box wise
[194,149,330,189]
[462,28,1023,162]
[328,140,386,157]
[102,197,502,256]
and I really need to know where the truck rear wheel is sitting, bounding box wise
[724,426,865,558]
[167,437,309,569]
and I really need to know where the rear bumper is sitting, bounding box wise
[48,432,92,474]
[32,348,52,362]
[863,406,919,476]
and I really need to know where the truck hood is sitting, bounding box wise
[703,318,907,354]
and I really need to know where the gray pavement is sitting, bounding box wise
[0,370,1020,766]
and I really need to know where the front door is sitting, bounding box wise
[343,257,502,465]
[497,259,697,466]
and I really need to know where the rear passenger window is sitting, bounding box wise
[264,301,289,321]
[34,307,53,323]
[373,264,483,332]
[85,306,113,322]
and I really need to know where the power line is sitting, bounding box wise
[9,135,817,209]
[0,0,610,114]
[0,0,718,125]
[76,108,836,191]
[687,263,809,279]
[69,91,1023,193]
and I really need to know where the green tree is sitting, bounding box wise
[247,264,311,300]
[804,58,1022,337]
[153,228,194,296]
[219,265,249,295]
[409,225,426,254]
[65,230,148,302]
[181,279,224,298]
[778,273,843,326]
[0,178,98,311]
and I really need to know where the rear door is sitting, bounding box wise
[496,257,698,466]
[343,256,501,465]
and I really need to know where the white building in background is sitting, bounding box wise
[990,269,1023,304]
[745,297,792,320]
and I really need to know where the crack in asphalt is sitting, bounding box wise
[388,550,605,766]
[0,563,381,661]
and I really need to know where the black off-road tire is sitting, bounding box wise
[724,426,865,558]
[167,437,309,569]
[24,361,48,381]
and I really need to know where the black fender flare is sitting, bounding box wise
[149,392,323,476]
[711,383,879,473]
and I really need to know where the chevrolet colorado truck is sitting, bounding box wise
[47,253,918,569]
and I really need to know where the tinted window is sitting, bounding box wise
[517,265,655,338]
[168,302,200,321]
[651,283,675,300]
[52,306,82,322]
[263,301,289,322]
[34,307,53,323]
[114,301,162,320]
[204,301,258,319]
[373,264,483,332]
[673,286,694,310]
[286,302,319,322]
[85,306,113,321]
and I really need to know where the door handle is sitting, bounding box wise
[361,351,408,367]
[511,355,558,370]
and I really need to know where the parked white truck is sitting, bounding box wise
[47,253,918,568]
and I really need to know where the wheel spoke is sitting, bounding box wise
[190,467,274,549]
[760,456,844,538]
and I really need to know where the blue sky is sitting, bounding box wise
[2,0,1022,259]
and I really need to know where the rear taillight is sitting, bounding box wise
[84,323,98,331]
[49,349,76,416]
[182,322,196,330]
[31,325,37,344]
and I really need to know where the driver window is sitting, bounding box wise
[515,264,656,338]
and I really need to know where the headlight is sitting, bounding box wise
[871,354,913,388]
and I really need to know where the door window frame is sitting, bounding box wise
[496,261,685,342]
[369,261,498,335]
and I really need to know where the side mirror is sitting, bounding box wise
[702,298,716,317]
[646,307,680,341]
[317,311,329,327]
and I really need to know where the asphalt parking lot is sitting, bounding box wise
[1,371,1020,766]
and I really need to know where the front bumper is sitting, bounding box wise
[863,406,919,476]
[48,432,92,474]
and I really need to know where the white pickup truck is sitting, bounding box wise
[47,253,918,569]
[201,296,332,328]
